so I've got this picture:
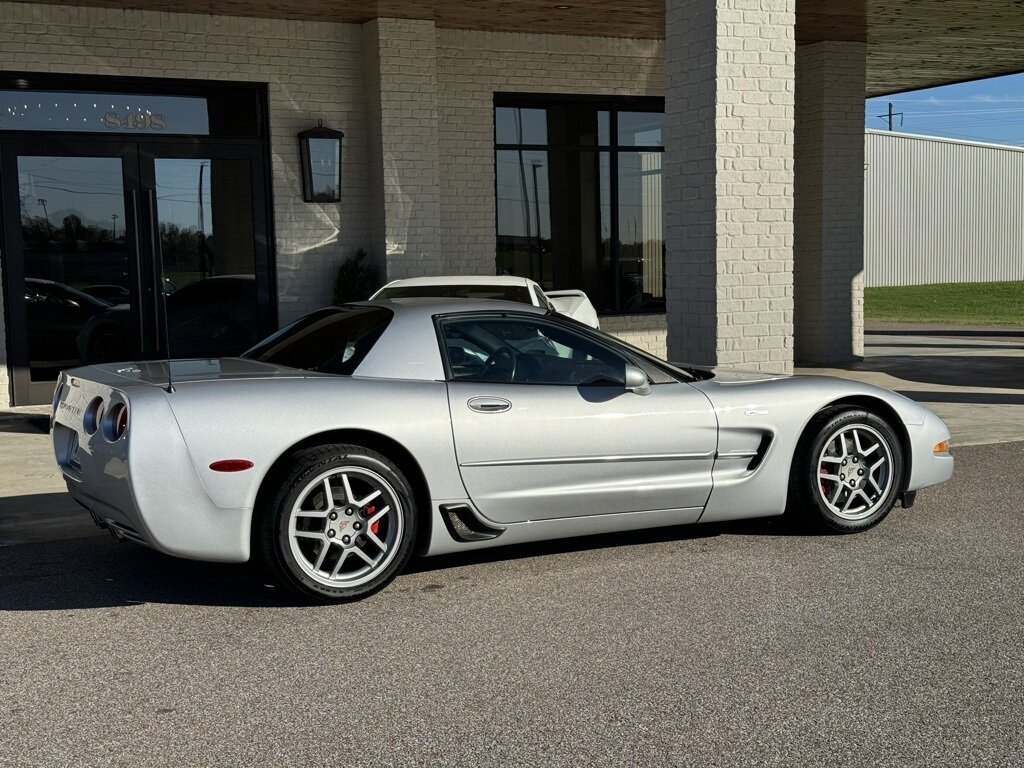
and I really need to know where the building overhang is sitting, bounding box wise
[12,0,1024,95]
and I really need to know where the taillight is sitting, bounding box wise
[84,397,104,435]
[104,402,129,442]
[51,377,66,415]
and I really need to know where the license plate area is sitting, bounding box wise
[53,423,81,475]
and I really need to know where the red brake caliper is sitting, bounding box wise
[366,506,379,535]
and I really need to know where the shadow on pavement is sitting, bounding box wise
[0,415,50,435]
[899,390,1024,406]
[0,513,808,612]
[865,340,1024,351]
[868,328,1024,340]
[0,492,99,545]
[805,354,1024,390]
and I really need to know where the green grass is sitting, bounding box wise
[864,281,1024,326]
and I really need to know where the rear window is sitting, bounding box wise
[376,283,532,304]
[242,306,392,375]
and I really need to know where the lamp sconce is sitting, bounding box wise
[298,121,344,203]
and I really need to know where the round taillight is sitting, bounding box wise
[84,397,104,435]
[104,402,129,442]
[51,379,66,414]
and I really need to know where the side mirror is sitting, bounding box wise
[624,364,651,396]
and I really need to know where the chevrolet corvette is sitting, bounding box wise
[51,299,953,601]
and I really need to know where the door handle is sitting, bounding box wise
[467,396,512,414]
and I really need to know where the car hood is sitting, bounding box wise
[682,364,791,384]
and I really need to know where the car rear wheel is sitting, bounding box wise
[256,444,417,602]
[791,408,904,533]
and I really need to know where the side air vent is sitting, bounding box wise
[747,432,773,472]
[439,503,505,542]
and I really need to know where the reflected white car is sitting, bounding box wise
[371,274,600,328]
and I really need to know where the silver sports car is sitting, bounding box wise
[51,299,953,601]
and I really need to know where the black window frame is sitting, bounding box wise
[0,71,266,139]
[493,93,665,317]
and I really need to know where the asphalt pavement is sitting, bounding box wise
[2,327,1022,766]
[1,441,1022,767]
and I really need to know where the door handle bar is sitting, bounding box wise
[467,397,512,414]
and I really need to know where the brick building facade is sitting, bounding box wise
[1,0,1020,405]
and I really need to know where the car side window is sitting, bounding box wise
[439,315,627,386]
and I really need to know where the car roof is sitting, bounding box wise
[378,275,535,289]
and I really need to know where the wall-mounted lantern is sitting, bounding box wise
[298,121,344,202]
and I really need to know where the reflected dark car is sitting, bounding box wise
[80,284,131,304]
[24,278,112,371]
[77,275,259,363]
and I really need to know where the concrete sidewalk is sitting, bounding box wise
[2,325,1021,542]
[796,325,1024,447]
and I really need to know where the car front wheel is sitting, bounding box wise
[792,408,904,533]
[256,444,417,602]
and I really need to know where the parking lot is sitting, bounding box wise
[1,437,1022,766]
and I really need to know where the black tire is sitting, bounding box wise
[255,443,417,602]
[789,407,904,533]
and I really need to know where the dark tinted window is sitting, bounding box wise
[243,306,392,375]
[440,315,626,386]
[377,284,532,303]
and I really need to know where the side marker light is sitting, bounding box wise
[210,460,255,472]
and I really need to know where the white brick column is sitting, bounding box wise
[362,18,442,280]
[794,41,867,363]
[665,0,795,373]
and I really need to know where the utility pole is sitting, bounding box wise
[111,213,118,239]
[877,102,904,131]
[37,198,49,225]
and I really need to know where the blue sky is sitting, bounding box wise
[864,72,1024,147]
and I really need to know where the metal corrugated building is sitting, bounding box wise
[865,130,1024,287]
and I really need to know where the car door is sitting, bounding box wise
[440,313,718,525]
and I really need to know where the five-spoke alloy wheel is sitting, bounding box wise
[257,443,417,602]
[791,408,904,532]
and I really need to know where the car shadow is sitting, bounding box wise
[0,513,810,612]
[0,414,50,435]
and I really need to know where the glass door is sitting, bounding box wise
[142,143,271,360]
[0,137,150,404]
[1,137,273,404]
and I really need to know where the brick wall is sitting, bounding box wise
[599,314,669,359]
[794,41,866,362]
[364,18,443,280]
[665,0,795,373]
[0,1,371,398]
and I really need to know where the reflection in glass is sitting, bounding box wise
[496,150,551,285]
[154,158,259,358]
[617,111,663,147]
[304,138,341,202]
[495,107,548,145]
[494,99,664,314]
[617,152,664,312]
[598,111,611,146]
[17,156,128,380]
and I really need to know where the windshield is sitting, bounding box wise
[242,306,392,375]
[376,283,532,304]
